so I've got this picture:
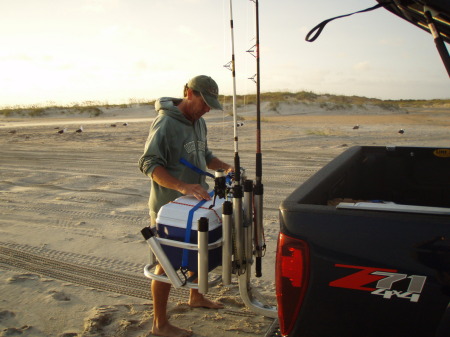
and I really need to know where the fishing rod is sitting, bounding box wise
[247,0,265,278]
[235,1,276,318]
[224,0,245,276]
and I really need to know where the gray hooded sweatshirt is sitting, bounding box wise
[139,97,215,219]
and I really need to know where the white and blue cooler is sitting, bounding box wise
[155,195,224,273]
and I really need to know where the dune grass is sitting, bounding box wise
[0,99,155,118]
[218,91,449,113]
[1,91,448,118]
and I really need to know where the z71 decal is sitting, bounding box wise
[329,264,427,303]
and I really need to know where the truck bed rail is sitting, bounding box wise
[337,202,450,215]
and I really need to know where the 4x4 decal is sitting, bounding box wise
[329,264,427,303]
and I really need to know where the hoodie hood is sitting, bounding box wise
[155,97,190,124]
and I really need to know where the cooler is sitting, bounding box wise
[155,195,224,273]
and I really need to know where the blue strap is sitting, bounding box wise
[226,172,233,185]
[181,191,215,269]
[180,158,214,178]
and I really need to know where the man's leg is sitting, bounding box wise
[151,264,193,337]
[187,272,224,309]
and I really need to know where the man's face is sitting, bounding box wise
[189,91,210,121]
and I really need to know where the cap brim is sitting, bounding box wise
[201,92,223,110]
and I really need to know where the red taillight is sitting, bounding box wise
[276,233,309,336]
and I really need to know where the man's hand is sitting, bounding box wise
[179,183,211,201]
[151,166,211,201]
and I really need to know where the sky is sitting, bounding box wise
[0,0,449,107]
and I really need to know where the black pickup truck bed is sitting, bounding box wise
[277,146,450,337]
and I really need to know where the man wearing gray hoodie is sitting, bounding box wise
[139,75,233,337]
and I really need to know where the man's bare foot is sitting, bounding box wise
[152,322,193,337]
[189,294,224,309]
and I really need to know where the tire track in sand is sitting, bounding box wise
[0,242,263,320]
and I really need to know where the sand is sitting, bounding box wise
[0,102,449,337]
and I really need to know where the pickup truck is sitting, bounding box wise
[275,1,450,336]
[276,146,450,336]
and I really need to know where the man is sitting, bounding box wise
[139,75,233,337]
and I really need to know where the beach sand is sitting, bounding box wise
[0,102,449,336]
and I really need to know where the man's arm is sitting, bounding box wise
[151,165,211,201]
[207,157,233,173]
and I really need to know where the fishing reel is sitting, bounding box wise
[209,167,246,208]
[212,169,228,199]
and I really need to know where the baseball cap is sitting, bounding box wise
[188,75,223,110]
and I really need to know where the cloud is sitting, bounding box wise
[178,25,196,38]
[82,0,119,13]
[0,53,66,71]
[353,61,370,71]
[82,0,105,13]
[99,25,121,39]
[378,37,404,46]
[134,59,148,70]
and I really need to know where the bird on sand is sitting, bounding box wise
[75,126,83,133]
[57,128,67,134]
[398,129,405,134]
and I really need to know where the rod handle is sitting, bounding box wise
[198,217,209,294]
[255,257,262,278]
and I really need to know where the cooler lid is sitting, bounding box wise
[156,195,225,230]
